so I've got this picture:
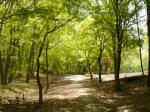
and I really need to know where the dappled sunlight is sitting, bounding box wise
[45,82,96,100]
[105,99,116,104]
[42,75,96,100]
[94,72,145,81]
[117,105,134,112]
[20,75,96,101]
[0,75,96,103]
[1,75,150,112]
[60,75,88,81]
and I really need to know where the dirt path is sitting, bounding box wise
[42,74,150,112]
[44,72,145,100]
[45,75,94,99]
[94,72,145,81]
[2,74,150,112]
[44,75,108,112]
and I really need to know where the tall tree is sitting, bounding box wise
[94,0,142,91]
[91,23,109,83]
[146,0,150,86]
[134,0,144,75]
[35,12,74,105]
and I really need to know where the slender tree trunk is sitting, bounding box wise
[135,2,144,75]
[36,32,49,104]
[8,73,13,83]
[147,3,150,87]
[36,59,43,104]
[26,41,35,82]
[98,62,102,83]
[138,38,144,75]
[31,43,35,78]
[86,57,93,80]
[0,24,3,85]
[45,41,49,93]
[4,48,11,85]
[88,63,93,80]
[8,59,15,83]
[98,52,102,83]
[0,52,4,85]
[0,7,4,85]
[26,73,30,83]
[51,65,55,83]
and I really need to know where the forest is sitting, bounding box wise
[0,0,150,112]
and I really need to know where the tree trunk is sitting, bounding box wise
[139,40,144,75]
[4,50,11,85]
[98,61,102,83]
[112,33,121,91]
[98,53,102,83]
[26,41,35,82]
[135,1,144,75]
[26,73,30,83]
[36,59,43,104]
[45,41,49,93]
[30,43,35,78]
[113,0,121,91]
[114,46,121,91]
[147,3,150,87]
[51,65,55,83]
[8,59,15,83]
[88,63,93,80]
[8,73,13,83]
[0,52,4,85]
[36,31,51,104]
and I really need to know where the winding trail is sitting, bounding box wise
[45,73,144,100]
[45,75,94,99]
[2,73,150,112]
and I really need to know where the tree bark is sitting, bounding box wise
[36,58,43,104]
[147,3,150,87]
[112,31,121,91]
[36,32,48,104]
[26,41,35,83]
[45,40,49,93]
[3,62,9,85]
[8,73,13,83]
[88,63,93,80]
[0,52,4,85]
[3,46,11,85]
[26,73,30,83]
[98,52,102,83]
[113,0,121,91]
[114,45,121,91]
[135,0,144,75]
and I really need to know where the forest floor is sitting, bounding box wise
[0,74,150,112]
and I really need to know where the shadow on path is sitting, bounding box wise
[1,75,150,112]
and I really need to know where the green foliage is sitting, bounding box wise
[0,0,148,84]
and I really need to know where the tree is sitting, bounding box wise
[94,0,142,91]
[36,20,73,104]
[91,23,109,83]
[0,0,17,85]
[146,0,150,87]
[134,0,144,75]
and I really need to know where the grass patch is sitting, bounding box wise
[0,81,37,90]
[0,81,37,98]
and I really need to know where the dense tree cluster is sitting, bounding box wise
[0,0,149,104]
